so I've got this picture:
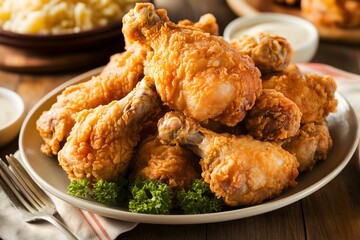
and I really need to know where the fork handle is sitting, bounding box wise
[41,214,78,240]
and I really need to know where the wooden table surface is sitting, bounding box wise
[1,1,359,239]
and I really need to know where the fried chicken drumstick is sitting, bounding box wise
[36,47,147,156]
[282,121,333,172]
[36,11,220,157]
[58,77,161,183]
[230,32,293,73]
[245,89,302,142]
[262,64,338,124]
[123,3,262,126]
[158,111,299,206]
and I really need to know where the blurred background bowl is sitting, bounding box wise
[0,20,124,54]
[0,88,25,147]
[223,13,319,63]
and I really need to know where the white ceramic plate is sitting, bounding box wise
[19,65,360,224]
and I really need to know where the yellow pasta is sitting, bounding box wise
[0,0,144,34]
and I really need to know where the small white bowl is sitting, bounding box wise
[224,13,319,63]
[0,88,25,147]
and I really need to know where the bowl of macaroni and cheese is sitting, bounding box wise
[0,0,147,53]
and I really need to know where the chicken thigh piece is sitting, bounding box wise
[58,77,161,183]
[132,135,201,191]
[262,64,338,123]
[122,3,262,126]
[245,89,302,142]
[157,111,299,207]
[281,121,333,172]
[36,47,147,156]
[230,32,293,73]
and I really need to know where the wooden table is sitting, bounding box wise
[1,1,359,239]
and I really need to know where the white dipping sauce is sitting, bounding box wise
[0,95,19,128]
[232,22,308,50]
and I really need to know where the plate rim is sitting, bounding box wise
[18,64,360,224]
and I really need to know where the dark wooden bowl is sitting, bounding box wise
[0,20,124,54]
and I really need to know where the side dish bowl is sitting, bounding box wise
[0,20,123,54]
[223,13,319,63]
[0,87,25,147]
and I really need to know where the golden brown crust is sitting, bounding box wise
[262,64,338,124]
[231,32,293,73]
[123,3,262,126]
[57,78,161,183]
[36,48,147,156]
[245,89,302,141]
[282,121,333,172]
[132,136,201,191]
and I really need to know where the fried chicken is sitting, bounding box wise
[99,44,148,84]
[158,111,299,207]
[122,3,262,126]
[36,47,147,156]
[58,77,161,183]
[262,64,338,123]
[36,11,220,157]
[282,121,333,172]
[230,32,293,73]
[132,135,201,191]
[178,13,219,36]
[245,89,302,142]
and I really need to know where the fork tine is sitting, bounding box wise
[6,155,53,208]
[4,156,43,209]
[0,156,78,240]
[0,160,36,212]
[0,170,24,209]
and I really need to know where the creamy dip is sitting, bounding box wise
[0,95,20,129]
[232,22,309,50]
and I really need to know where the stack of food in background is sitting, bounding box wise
[275,0,360,28]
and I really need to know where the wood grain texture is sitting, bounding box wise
[207,202,305,240]
[0,43,122,73]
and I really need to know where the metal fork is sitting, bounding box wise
[0,155,77,240]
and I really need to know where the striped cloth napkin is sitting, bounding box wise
[0,151,138,240]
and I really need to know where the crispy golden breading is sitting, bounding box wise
[36,3,338,209]
[158,111,299,207]
[36,47,147,156]
[122,3,262,126]
[245,89,302,141]
[282,121,333,172]
[36,12,220,157]
[132,136,201,191]
[230,32,293,73]
[178,13,219,36]
[262,64,338,123]
[58,77,160,183]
